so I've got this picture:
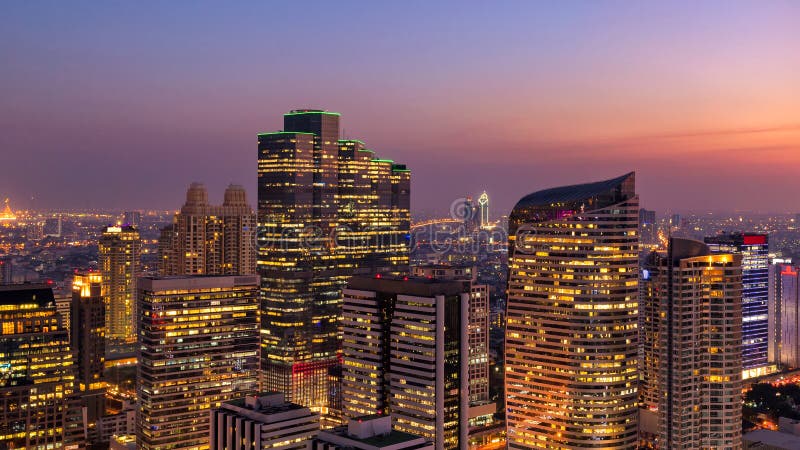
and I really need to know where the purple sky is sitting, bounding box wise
[1,1,799,217]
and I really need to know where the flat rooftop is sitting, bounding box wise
[347,275,467,297]
[744,430,800,450]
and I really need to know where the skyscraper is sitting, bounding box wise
[505,173,639,449]
[257,110,410,412]
[341,276,469,450]
[99,225,141,342]
[639,238,742,449]
[158,183,256,276]
[0,284,78,449]
[136,275,260,450]
[71,271,107,425]
[770,263,800,367]
[705,232,770,378]
[411,265,490,405]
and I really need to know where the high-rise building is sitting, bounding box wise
[341,276,469,450]
[257,110,410,412]
[159,183,256,276]
[478,192,489,228]
[136,275,260,450]
[639,238,742,450]
[44,216,62,237]
[210,392,320,450]
[0,284,78,449]
[705,232,770,378]
[505,173,639,449]
[312,415,434,450]
[71,271,107,426]
[411,265,490,404]
[99,225,141,342]
[410,265,500,448]
[122,211,141,228]
[770,263,800,368]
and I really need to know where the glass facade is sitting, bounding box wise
[257,110,410,413]
[0,285,78,449]
[705,232,769,377]
[505,173,639,449]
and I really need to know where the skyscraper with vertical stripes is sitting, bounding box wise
[505,173,639,449]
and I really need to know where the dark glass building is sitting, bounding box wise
[0,284,79,449]
[705,232,770,378]
[505,173,639,449]
[71,271,107,427]
[257,110,410,413]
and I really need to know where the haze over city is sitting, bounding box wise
[2,1,798,215]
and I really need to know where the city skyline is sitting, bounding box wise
[2,2,799,214]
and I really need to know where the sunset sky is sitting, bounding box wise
[1,1,799,216]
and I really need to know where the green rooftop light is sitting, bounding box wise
[257,131,316,136]
[283,110,341,117]
[372,158,394,163]
[338,139,366,146]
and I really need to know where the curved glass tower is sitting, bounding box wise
[505,173,639,449]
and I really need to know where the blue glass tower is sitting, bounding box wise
[705,232,770,378]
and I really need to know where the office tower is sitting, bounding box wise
[770,263,800,367]
[44,216,62,237]
[769,259,792,365]
[639,238,742,450]
[341,276,469,450]
[410,265,499,448]
[478,191,489,228]
[639,208,657,247]
[312,415,434,450]
[411,265,490,404]
[99,225,141,342]
[71,271,107,425]
[122,211,141,228]
[705,232,770,378]
[0,284,78,449]
[159,183,257,276]
[210,393,320,450]
[258,110,410,411]
[136,275,260,450]
[505,172,639,449]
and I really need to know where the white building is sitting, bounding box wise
[210,393,319,450]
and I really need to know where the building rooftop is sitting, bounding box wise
[0,284,55,307]
[744,429,800,449]
[513,172,634,211]
[347,275,467,297]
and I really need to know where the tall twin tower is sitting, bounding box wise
[257,110,411,411]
